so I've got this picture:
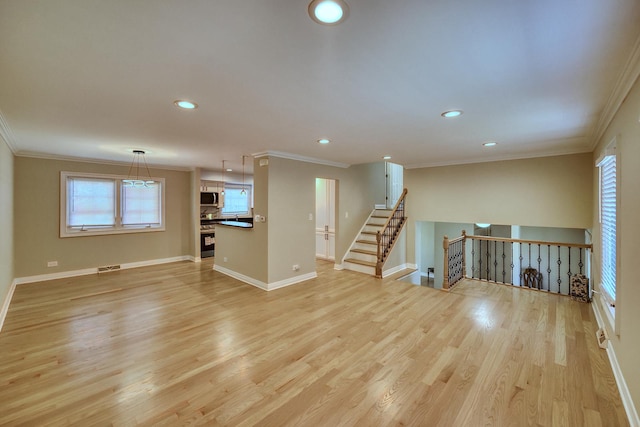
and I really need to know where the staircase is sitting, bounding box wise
[343,209,392,276]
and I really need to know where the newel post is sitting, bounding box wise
[461,230,467,279]
[443,235,450,289]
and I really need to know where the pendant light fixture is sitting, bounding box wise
[123,150,155,187]
[240,155,247,195]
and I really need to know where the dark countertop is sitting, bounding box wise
[217,221,253,229]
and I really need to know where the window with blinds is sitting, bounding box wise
[61,172,165,237]
[221,184,252,215]
[598,150,617,306]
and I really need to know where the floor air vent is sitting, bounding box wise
[98,264,121,273]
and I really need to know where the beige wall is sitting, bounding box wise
[14,157,194,277]
[265,157,385,283]
[404,153,593,265]
[0,136,14,312]
[592,74,640,413]
[215,157,269,283]
[215,156,385,286]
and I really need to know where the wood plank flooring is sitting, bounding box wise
[0,260,628,426]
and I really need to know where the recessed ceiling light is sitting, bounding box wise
[308,0,349,25]
[226,168,233,172]
[383,156,392,160]
[174,100,198,109]
[441,110,463,118]
[483,141,498,147]
[318,138,330,144]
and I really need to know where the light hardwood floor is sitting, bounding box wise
[0,260,628,426]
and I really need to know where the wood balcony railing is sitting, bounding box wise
[443,231,592,295]
[375,189,408,278]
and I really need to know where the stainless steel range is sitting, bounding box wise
[200,220,216,258]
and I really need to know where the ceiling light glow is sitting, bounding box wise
[483,141,497,147]
[383,156,392,160]
[309,0,349,25]
[318,138,330,144]
[174,100,198,109]
[441,110,463,118]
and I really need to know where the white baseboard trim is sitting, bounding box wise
[213,265,317,291]
[382,263,417,278]
[592,301,639,426]
[0,279,17,333]
[14,256,193,285]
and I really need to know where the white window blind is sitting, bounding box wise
[122,183,161,226]
[221,185,251,215]
[67,177,116,228]
[598,154,616,305]
[61,172,165,237]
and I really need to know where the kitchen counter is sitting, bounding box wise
[217,221,253,229]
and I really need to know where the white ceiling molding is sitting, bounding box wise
[252,151,350,169]
[0,110,18,154]
[404,146,592,170]
[14,151,194,172]
[591,33,640,149]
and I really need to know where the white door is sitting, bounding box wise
[315,178,336,260]
[386,162,404,209]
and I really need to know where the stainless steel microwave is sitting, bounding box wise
[200,192,219,206]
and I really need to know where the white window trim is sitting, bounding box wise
[595,137,618,319]
[60,171,165,238]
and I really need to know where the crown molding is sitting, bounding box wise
[404,146,592,170]
[13,150,194,172]
[252,150,350,168]
[0,110,18,154]
[591,33,640,149]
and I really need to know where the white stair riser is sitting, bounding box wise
[354,242,377,251]
[349,252,377,263]
[363,225,382,233]
[343,261,376,275]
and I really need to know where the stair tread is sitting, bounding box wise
[351,248,377,256]
[344,258,377,267]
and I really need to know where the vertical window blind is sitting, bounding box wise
[598,154,617,305]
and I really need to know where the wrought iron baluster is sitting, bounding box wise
[501,241,506,283]
[472,239,476,278]
[567,246,573,287]
[547,245,552,293]
[556,245,562,294]
[519,242,523,286]
[537,244,542,291]
[510,242,515,285]
[493,240,498,282]
[486,240,490,281]
[579,248,584,275]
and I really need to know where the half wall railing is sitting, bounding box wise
[443,231,592,295]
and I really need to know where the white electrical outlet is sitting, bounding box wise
[47,261,58,267]
[223,257,228,262]
[308,213,313,221]
[345,211,349,218]
[292,264,300,271]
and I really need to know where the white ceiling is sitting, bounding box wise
[1,0,639,173]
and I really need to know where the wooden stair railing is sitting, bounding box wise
[375,188,408,278]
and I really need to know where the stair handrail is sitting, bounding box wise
[375,188,408,277]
